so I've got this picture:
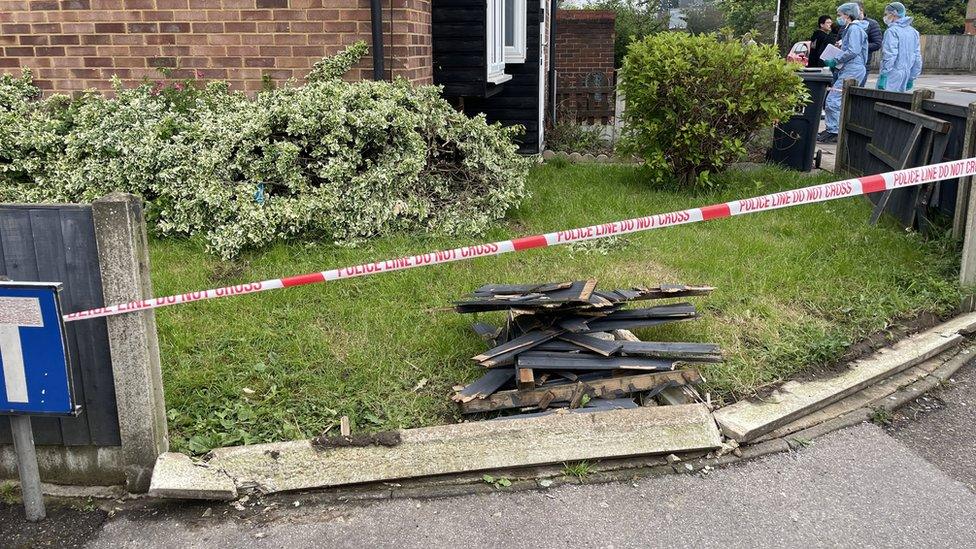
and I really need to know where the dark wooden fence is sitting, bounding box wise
[0,205,121,447]
[918,94,976,237]
[836,86,914,176]
[869,35,976,72]
[837,83,976,235]
[555,84,616,125]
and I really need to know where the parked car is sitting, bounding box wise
[786,41,811,66]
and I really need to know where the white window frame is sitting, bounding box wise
[487,0,510,84]
[504,0,527,64]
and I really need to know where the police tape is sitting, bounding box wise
[62,157,976,323]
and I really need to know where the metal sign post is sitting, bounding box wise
[0,281,79,522]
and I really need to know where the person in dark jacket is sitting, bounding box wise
[857,2,883,84]
[808,15,838,67]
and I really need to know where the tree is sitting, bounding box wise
[720,0,776,43]
[909,0,967,33]
[775,0,793,54]
[723,0,963,51]
[685,4,728,35]
[789,0,964,44]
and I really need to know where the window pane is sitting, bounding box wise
[505,0,515,46]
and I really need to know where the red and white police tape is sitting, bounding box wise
[62,157,976,323]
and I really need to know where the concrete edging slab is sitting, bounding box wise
[151,404,721,499]
[713,313,976,442]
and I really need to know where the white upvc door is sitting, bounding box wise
[538,15,546,149]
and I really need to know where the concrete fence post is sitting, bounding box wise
[953,102,976,242]
[92,193,168,493]
[958,103,976,312]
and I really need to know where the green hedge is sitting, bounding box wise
[620,32,807,188]
[0,43,529,258]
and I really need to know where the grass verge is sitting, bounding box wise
[152,163,962,453]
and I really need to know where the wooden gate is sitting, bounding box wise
[865,104,951,231]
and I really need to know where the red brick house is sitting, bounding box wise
[1,0,564,152]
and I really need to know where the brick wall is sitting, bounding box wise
[0,0,432,94]
[967,0,975,35]
[554,9,614,90]
[389,0,429,83]
[554,9,614,123]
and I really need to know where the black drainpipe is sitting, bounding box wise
[549,0,558,124]
[370,0,386,80]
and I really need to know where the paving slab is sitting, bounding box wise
[203,404,721,494]
[149,452,238,501]
[714,313,976,441]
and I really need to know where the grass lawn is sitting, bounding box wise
[151,162,962,454]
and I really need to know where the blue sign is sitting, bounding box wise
[0,282,78,416]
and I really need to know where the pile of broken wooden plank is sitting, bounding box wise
[452,280,722,417]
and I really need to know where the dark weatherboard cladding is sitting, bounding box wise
[433,0,547,153]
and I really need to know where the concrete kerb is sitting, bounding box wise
[712,312,976,442]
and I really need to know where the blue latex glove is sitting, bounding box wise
[825,59,838,69]
[876,74,888,90]
[906,79,914,90]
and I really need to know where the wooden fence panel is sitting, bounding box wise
[838,87,913,174]
[555,85,616,124]
[869,35,976,72]
[921,99,972,219]
[0,205,121,448]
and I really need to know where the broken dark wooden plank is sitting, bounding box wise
[617,342,722,362]
[472,323,502,346]
[452,369,515,403]
[601,303,697,320]
[537,338,718,361]
[556,333,623,356]
[456,283,712,313]
[584,316,696,333]
[517,352,675,371]
[557,317,591,333]
[457,280,600,311]
[471,282,573,296]
[517,368,536,390]
[554,370,578,382]
[460,369,703,414]
[473,328,566,367]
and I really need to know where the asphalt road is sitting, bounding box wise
[888,358,976,491]
[86,421,976,549]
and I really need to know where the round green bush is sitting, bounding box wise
[0,43,529,259]
[620,31,808,187]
